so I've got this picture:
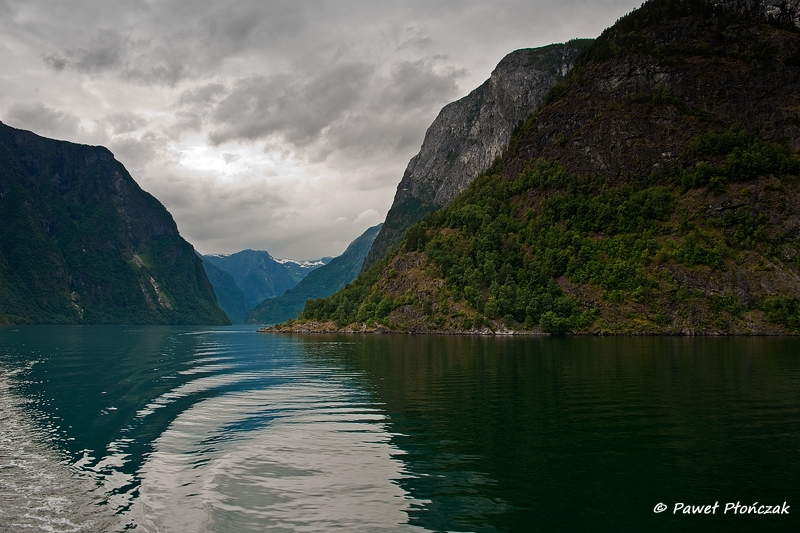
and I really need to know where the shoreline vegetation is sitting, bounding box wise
[259,320,524,336]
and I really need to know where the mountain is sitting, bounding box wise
[362,40,593,271]
[200,258,248,324]
[275,257,331,284]
[201,250,329,323]
[273,0,800,335]
[0,121,229,325]
[246,224,382,324]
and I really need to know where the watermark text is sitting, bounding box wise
[653,501,790,515]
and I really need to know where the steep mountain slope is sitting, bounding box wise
[362,40,593,271]
[200,257,248,323]
[246,224,382,324]
[0,122,229,325]
[275,0,800,335]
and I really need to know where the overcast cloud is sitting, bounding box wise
[1,0,641,259]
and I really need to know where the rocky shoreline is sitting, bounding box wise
[258,320,535,335]
[257,321,795,336]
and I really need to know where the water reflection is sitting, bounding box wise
[297,335,800,533]
[1,328,799,532]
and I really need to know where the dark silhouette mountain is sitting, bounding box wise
[362,40,593,271]
[246,224,381,324]
[0,121,229,324]
[274,0,800,335]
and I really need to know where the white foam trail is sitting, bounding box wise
[0,366,116,532]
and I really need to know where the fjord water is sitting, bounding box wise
[1,327,798,532]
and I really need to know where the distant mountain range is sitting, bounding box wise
[200,250,330,323]
[0,121,229,325]
[246,223,381,325]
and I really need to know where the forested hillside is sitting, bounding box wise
[362,41,592,270]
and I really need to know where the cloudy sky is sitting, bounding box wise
[1,0,641,259]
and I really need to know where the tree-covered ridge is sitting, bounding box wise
[276,0,800,334]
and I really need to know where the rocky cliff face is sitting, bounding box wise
[0,121,229,324]
[362,41,592,270]
[509,0,800,177]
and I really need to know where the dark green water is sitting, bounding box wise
[1,327,798,532]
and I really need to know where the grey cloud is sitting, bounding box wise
[41,27,188,86]
[5,102,81,140]
[69,29,128,73]
[393,24,435,51]
[109,132,164,171]
[204,55,462,162]
[35,3,274,86]
[153,173,290,239]
[121,58,187,86]
[105,111,148,135]
[383,59,465,110]
[208,62,375,146]
[166,111,204,139]
[398,35,434,51]
[177,83,227,107]
[303,58,464,164]
[42,53,67,71]
[325,110,429,161]
[193,7,263,64]
[167,83,228,139]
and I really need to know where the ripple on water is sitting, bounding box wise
[128,380,422,532]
